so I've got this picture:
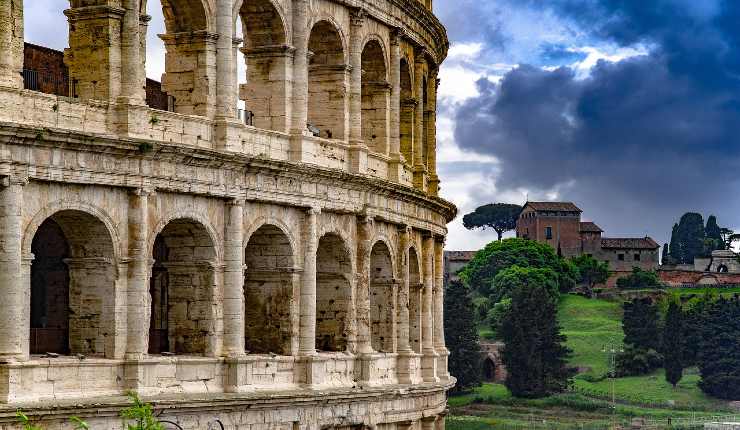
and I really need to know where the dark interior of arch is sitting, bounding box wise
[244,224,295,355]
[158,0,208,33]
[316,233,352,352]
[149,219,216,355]
[370,241,394,352]
[240,0,286,49]
[308,21,344,66]
[30,210,115,356]
[400,58,414,163]
[408,247,422,353]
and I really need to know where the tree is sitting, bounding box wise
[459,238,577,298]
[669,213,705,263]
[705,215,723,242]
[615,267,662,290]
[669,223,681,264]
[444,280,482,393]
[616,298,663,376]
[571,254,610,294]
[663,300,685,387]
[490,265,560,304]
[500,273,572,398]
[720,228,740,250]
[463,203,523,241]
[698,296,740,399]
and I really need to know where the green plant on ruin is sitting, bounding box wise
[138,142,154,154]
[16,410,43,430]
[149,115,160,126]
[120,391,164,430]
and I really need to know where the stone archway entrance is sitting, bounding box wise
[316,233,352,352]
[370,241,394,353]
[148,218,218,355]
[29,210,117,357]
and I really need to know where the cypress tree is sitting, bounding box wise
[616,298,663,376]
[500,272,571,398]
[444,279,482,393]
[663,300,684,387]
[676,213,705,263]
[669,223,681,263]
[698,296,740,399]
[661,243,669,265]
[705,215,723,242]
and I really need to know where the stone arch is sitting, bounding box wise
[370,240,395,352]
[399,57,414,164]
[483,356,496,382]
[149,210,222,262]
[243,223,298,355]
[408,245,422,353]
[236,0,291,132]
[27,209,118,358]
[151,0,217,116]
[148,217,219,355]
[232,0,290,41]
[361,37,390,154]
[316,232,353,352]
[307,19,348,140]
[243,217,299,260]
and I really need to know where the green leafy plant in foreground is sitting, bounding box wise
[16,411,43,430]
[121,391,165,430]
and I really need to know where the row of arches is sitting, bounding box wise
[21,0,435,161]
[28,208,426,358]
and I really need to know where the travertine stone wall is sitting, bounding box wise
[0,0,453,426]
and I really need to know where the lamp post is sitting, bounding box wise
[602,340,624,427]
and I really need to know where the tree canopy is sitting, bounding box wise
[571,254,610,294]
[463,203,523,241]
[459,238,577,298]
[445,280,482,393]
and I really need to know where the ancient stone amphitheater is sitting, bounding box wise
[0,0,454,428]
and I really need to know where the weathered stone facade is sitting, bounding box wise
[0,0,454,428]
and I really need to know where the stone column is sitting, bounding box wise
[119,0,144,103]
[388,28,404,181]
[427,72,440,196]
[0,0,23,89]
[299,207,320,355]
[222,199,245,357]
[436,412,447,430]
[215,0,234,119]
[413,51,427,191]
[421,417,437,430]
[232,37,243,119]
[291,0,309,135]
[421,234,439,382]
[355,215,374,354]
[126,188,153,359]
[434,237,449,379]
[0,175,27,361]
[396,226,411,352]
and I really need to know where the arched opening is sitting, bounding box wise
[399,58,414,164]
[316,233,352,352]
[408,247,422,353]
[21,0,72,97]
[370,241,395,352]
[30,210,117,357]
[483,357,496,382]
[361,40,389,154]
[244,224,296,355]
[718,264,729,273]
[148,219,218,355]
[307,20,347,140]
[237,0,290,131]
[147,0,214,116]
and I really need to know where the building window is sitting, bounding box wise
[634,253,641,261]
[545,226,553,240]
[618,253,625,261]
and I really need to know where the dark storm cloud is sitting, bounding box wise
[452,0,740,242]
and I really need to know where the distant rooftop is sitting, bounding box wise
[524,201,582,212]
[580,221,603,233]
[601,237,659,250]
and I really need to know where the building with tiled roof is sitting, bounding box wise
[516,202,659,275]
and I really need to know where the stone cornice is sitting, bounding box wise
[0,123,457,225]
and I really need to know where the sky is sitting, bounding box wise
[25,1,740,251]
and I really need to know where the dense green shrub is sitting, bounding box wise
[616,268,662,290]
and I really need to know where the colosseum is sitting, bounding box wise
[0,0,454,428]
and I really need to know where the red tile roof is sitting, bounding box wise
[524,201,582,212]
[601,237,660,250]
[580,221,603,233]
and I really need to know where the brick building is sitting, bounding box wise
[516,202,659,273]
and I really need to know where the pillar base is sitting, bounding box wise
[214,118,246,152]
[289,131,315,163]
[427,174,440,197]
[435,347,450,380]
[396,350,423,384]
[388,153,408,183]
[413,165,428,192]
[297,353,329,387]
[348,142,369,174]
[421,349,439,383]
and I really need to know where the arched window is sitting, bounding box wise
[30,210,117,357]
[237,0,290,131]
[148,219,218,356]
[370,241,394,352]
[316,233,352,352]
[307,21,347,140]
[244,224,297,355]
[408,247,422,353]
[399,58,414,163]
[361,40,389,154]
